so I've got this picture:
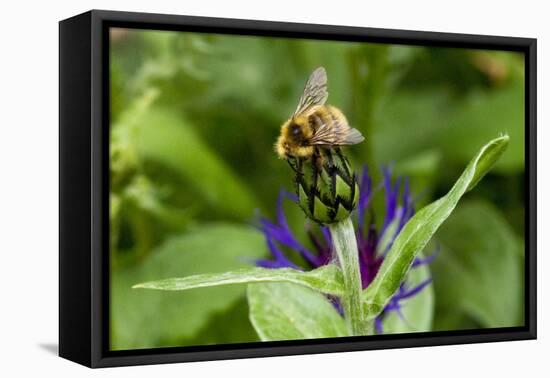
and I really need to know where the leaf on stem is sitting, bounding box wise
[134,264,344,296]
[381,256,434,333]
[111,223,266,350]
[362,135,509,318]
[248,283,349,341]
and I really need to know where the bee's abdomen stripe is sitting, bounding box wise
[309,113,324,133]
[320,108,333,124]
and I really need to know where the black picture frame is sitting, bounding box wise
[59,9,537,368]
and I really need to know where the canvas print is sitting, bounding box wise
[109,27,525,351]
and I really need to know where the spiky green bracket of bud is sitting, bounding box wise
[288,148,359,225]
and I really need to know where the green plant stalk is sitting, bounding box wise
[329,217,373,335]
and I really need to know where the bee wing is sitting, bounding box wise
[309,119,365,146]
[294,67,328,116]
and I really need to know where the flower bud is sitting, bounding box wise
[289,148,359,224]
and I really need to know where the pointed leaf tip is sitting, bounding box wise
[132,264,345,296]
[362,135,509,318]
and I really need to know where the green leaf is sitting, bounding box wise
[110,223,266,350]
[134,264,344,296]
[248,283,349,341]
[134,107,258,219]
[362,135,509,318]
[382,257,434,334]
[432,200,524,330]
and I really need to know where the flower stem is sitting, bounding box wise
[329,217,372,335]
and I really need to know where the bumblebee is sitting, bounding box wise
[275,67,364,160]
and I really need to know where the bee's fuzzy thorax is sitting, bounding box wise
[276,117,315,160]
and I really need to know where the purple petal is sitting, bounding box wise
[256,259,298,269]
[380,167,400,238]
[263,236,300,269]
[396,277,433,300]
[412,246,440,268]
[357,166,373,232]
[395,307,408,324]
[375,317,384,334]
[258,192,320,266]
[321,226,332,246]
[307,227,332,265]
[384,301,402,312]
[397,177,412,232]
[328,296,344,316]
[276,190,298,229]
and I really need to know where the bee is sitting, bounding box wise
[275,67,364,161]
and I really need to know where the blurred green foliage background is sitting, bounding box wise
[109,27,525,350]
